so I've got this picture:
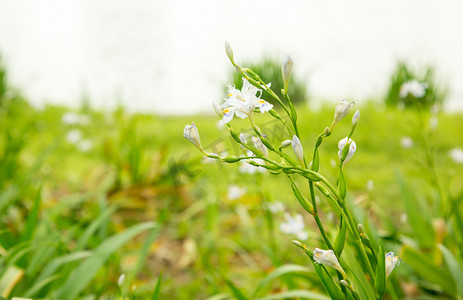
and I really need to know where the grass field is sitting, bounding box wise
[1,95,463,299]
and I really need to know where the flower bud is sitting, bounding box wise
[225,40,235,66]
[212,102,223,116]
[252,136,268,158]
[184,122,202,149]
[340,280,349,287]
[239,133,247,144]
[279,139,292,149]
[313,248,346,277]
[352,109,360,127]
[385,252,400,278]
[282,55,293,90]
[118,274,126,286]
[292,135,304,165]
[338,137,356,165]
[332,100,355,129]
[292,240,303,248]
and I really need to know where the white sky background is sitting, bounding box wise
[0,0,462,114]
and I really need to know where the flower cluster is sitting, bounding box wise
[399,80,427,98]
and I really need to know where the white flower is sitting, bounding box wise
[62,112,89,126]
[212,102,223,116]
[118,274,126,286]
[267,201,284,213]
[385,252,400,278]
[66,129,82,144]
[227,185,246,200]
[400,136,414,149]
[184,122,202,149]
[239,133,247,144]
[366,179,374,191]
[292,135,304,165]
[332,100,355,127]
[239,151,265,174]
[78,140,93,152]
[449,147,463,164]
[352,109,360,127]
[252,136,268,158]
[280,213,308,241]
[225,40,234,65]
[399,80,427,98]
[313,248,346,276]
[219,78,273,125]
[338,137,356,165]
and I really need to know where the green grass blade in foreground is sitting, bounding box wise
[401,245,455,295]
[253,264,311,297]
[224,278,249,300]
[150,272,163,300]
[76,204,117,251]
[313,263,345,300]
[20,188,41,243]
[255,289,331,300]
[438,244,463,298]
[374,241,386,299]
[53,222,156,299]
[24,251,92,297]
[122,225,160,296]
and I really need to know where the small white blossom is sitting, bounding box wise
[352,109,360,127]
[366,179,374,191]
[118,274,126,286]
[66,129,82,144]
[267,201,284,213]
[280,213,308,241]
[239,151,265,174]
[184,122,202,149]
[338,137,356,165]
[449,147,463,164]
[62,112,89,126]
[227,185,246,200]
[400,136,414,149]
[252,136,268,158]
[385,252,401,278]
[78,140,93,152]
[219,78,273,125]
[279,140,292,149]
[239,133,247,144]
[313,248,346,276]
[332,100,355,127]
[399,80,427,98]
[225,40,234,65]
[292,135,304,165]
[212,102,223,116]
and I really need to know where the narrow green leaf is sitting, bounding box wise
[224,278,248,300]
[290,181,313,215]
[21,188,41,243]
[253,264,311,297]
[256,289,331,300]
[53,222,156,299]
[401,245,455,294]
[313,263,345,300]
[338,171,346,200]
[438,244,463,297]
[374,241,386,299]
[333,218,347,257]
[312,150,320,172]
[151,272,163,300]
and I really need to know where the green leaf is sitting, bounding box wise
[374,241,386,299]
[290,181,313,215]
[333,218,347,257]
[253,264,311,297]
[338,171,346,200]
[438,244,463,297]
[255,289,331,300]
[20,188,41,243]
[224,278,249,300]
[53,222,156,299]
[401,245,455,294]
[312,150,320,172]
[313,263,345,300]
[76,204,117,251]
[151,272,163,300]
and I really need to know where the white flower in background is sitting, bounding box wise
[252,136,268,158]
[239,133,248,144]
[66,129,82,144]
[313,248,346,276]
[227,185,246,200]
[267,201,284,213]
[62,112,89,125]
[429,116,438,130]
[366,179,374,191]
[292,135,304,165]
[280,213,308,241]
[338,137,356,165]
[385,252,401,278]
[78,140,93,152]
[332,100,355,128]
[183,122,202,149]
[219,78,273,125]
[449,147,463,164]
[399,80,427,98]
[239,151,265,174]
[118,274,126,286]
[400,136,414,149]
